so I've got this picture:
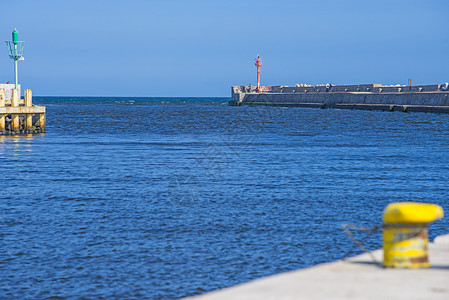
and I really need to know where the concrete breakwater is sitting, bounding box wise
[230,84,449,113]
[0,87,46,135]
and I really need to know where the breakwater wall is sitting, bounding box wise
[230,84,449,113]
[0,88,46,135]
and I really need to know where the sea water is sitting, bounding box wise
[1,97,448,299]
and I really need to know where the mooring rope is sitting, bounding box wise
[340,223,381,265]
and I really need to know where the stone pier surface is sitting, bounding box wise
[186,234,449,300]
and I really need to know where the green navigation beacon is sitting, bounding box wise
[5,28,25,89]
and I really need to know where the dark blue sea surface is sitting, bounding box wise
[1,97,448,299]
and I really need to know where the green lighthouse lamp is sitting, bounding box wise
[5,28,25,89]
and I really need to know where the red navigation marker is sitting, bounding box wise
[254,56,262,93]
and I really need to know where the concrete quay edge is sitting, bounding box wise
[185,234,449,300]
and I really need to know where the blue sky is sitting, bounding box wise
[1,0,448,97]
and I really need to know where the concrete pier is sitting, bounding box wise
[0,88,46,135]
[230,84,449,113]
[186,234,449,300]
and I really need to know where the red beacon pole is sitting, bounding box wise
[254,56,262,92]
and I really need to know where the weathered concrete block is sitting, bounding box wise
[0,84,21,100]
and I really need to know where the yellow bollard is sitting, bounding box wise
[383,202,444,268]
